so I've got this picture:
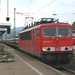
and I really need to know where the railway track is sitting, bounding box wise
[58,52,75,75]
[59,67,75,75]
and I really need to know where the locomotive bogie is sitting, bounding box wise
[41,53,73,64]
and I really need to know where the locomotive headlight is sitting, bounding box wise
[42,47,54,51]
[69,47,72,50]
[42,47,46,51]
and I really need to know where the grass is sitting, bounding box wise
[0,50,12,56]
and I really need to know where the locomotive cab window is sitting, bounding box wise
[43,27,71,37]
[43,28,56,36]
[35,28,39,37]
[58,28,70,36]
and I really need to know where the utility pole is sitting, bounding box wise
[14,8,16,43]
[6,0,10,21]
[7,0,9,17]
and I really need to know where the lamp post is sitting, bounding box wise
[6,0,10,21]
[13,8,30,43]
[13,8,16,43]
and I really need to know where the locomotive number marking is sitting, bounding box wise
[43,41,52,43]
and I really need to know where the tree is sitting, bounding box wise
[72,22,75,30]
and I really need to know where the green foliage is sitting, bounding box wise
[0,50,11,56]
[72,22,75,30]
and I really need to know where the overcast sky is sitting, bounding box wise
[0,0,75,28]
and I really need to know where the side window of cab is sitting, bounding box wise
[35,28,39,37]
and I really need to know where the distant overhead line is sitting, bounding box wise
[57,0,75,14]
[31,0,55,15]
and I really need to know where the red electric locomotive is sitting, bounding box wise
[18,18,73,67]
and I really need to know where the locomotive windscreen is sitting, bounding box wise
[43,28,56,36]
[43,27,70,37]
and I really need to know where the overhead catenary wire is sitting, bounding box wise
[65,16,75,22]
[55,0,75,23]
[29,0,75,21]
[17,0,75,27]
[65,7,75,23]
[16,0,35,27]
[17,0,56,26]
[21,0,33,13]
[56,0,75,14]
[31,0,55,15]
